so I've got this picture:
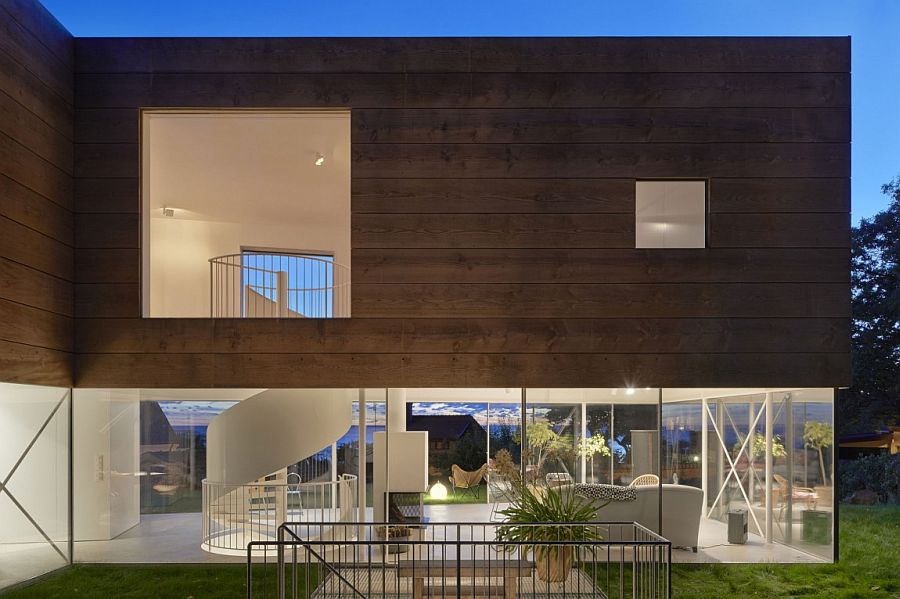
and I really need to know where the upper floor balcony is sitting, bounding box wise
[209,252,350,318]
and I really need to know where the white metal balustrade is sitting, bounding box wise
[209,253,350,318]
[202,474,358,556]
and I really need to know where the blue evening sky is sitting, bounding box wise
[45,0,899,223]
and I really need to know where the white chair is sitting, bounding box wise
[629,473,660,487]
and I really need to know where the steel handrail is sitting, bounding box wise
[248,538,368,599]
[251,521,672,599]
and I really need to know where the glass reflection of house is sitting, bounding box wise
[139,402,196,512]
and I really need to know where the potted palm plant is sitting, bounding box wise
[496,480,602,582]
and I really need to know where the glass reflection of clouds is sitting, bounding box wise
[157,401,237,427]
[410,402,520,426]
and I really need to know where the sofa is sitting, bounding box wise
[559,483,704,551]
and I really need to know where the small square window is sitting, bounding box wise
[635,180,706,248]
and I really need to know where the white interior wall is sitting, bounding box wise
[73,389,140,541]
[142,110,351,317]
[373,431,429,521]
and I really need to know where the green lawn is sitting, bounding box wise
[3,505,898,598]
[673,505,900,599]
[423,481,488,505]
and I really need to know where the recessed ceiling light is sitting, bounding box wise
[314,152,325,166]
[625,388,636,396]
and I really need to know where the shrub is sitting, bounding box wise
[839,453,900,503]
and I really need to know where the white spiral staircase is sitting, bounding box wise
[202,389,357,555]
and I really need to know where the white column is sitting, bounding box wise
[580,402,587,483]
[486,402,491,502]
[748,402,756,504]
[357,389,367,524]
[765,391,774,543]
[387,388,407,432]
[276,270,288,317]
[701,395,708,507]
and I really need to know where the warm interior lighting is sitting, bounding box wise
[314,152,325,166]
[429,481,448,500]
[625,388,636,396]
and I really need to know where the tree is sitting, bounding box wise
[525,421,558,473]
[843,176,900,431]
[803,421,834,485]
[524,421,573,478]
[575,435,612,482]
[737,432,786,461]
[448,426,487,472]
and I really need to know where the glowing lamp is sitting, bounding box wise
[429,481,448,500]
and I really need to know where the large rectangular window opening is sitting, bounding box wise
[141,109,351,318]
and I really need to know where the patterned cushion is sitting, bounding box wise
[574,484,637,502]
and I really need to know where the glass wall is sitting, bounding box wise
[0,382,71,590]
[410,400,489,504]
[45,385,833,567]
[526,389,660,488]
[141,398,236,514]
[662,388,835,562]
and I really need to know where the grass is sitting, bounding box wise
[423,482,488,505]
[2,505,898,598]
[673,505,900,599]
[0,564,297,598]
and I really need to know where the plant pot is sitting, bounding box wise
[386,538,410,554]
[535,546,573,583]
[801,510,831,545]
[814,486,833,508]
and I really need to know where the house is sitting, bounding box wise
[408,414,488,478]
[0,0,849,591]
[408,415,486,453]
[839,427,900,459]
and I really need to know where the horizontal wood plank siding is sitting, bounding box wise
[0,0,72,385]
[74,37,849,74]
[76,317,849,355]
[74,72,850,110]
[71,36,851,388]
[75,352,850,389]
[352,248,849,284]
[351,107,850,144]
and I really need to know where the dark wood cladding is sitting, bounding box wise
[353,214,637,249]
[75,72,849,110]
[351,143,848,179]
[71,36,851,388]
[77,317,849,355]
[75,352,849,390]
[352,108,850,144]
[0,0,73,385]
[351,283,849,319]
[353,248,849,284]
[74,37,849,74]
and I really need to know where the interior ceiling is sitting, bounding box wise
[144,111,350,226]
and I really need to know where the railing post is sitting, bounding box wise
[277,270,288,318]
[765,391,774,543]
[277,525,285,599]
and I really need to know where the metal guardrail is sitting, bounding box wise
[209,253,350,318]
[247,521,671,599]
[202,474,357,556]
